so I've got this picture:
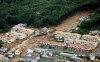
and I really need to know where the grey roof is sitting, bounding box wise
[21,57,32,62]
[0,47,8,52]
[5,52,14,58]
[31,60,37,62]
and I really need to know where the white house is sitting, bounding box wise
[15,47,22,55]
[27,48,34,53]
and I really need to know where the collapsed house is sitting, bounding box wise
[34,27,54,36]
[11,23,27,32]
[79,15,90,22]
[0,47,8,52]
[89,30,100,36]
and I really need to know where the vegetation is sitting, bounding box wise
[0,40,4,47]
[0,0,100,33]
[55,37,64,42]
[74,8,100,34]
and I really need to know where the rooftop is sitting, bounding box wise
[0,34,13,40]
[40,40,66,46]
[68,43,91,50]
[20,27,33,31]
[15,47,22,52]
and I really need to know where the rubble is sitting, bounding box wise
[34,27,54,36]
[67,26,79,32]
[79,15,90,22]
[0,47,8,52]
[89,30,100,36]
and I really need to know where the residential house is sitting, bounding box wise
[11,23,27,31]
[82,34,100,43]
[39,40,66,50]
[5,52,15,58]
[68,43,91,54]
[95,50,100,56]
[15,47,22,55]
[64,38,98,54]
[54,31,99,54]
[0,34,15,43]
[7,31,26,39]
[55,31,81,40]
[20,57,32,62]
[20,57,37,62]
[64,39,98,49]
[27,48,34,53]
[0,54,10,62]
[0,47,8,52]
[18,27,34,36]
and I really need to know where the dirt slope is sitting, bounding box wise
[54,10,95,31]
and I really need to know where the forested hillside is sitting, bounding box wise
[0,0,100,33]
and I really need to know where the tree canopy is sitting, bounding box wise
[0,0,100,33]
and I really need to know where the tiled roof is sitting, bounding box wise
[40,40,66,46]
[55,31,80,36]
[83,34,100,38]
[16,47,22,52]
[11,31,26,36]
[20,27,32,31]
[0,34,13,40]
[68,43,91,50]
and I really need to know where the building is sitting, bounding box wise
[0,47,8,52]
[11,23,27,31]
[7,31,26,39]
[15,47,22,55]
[18,27,34,36]
[0,34,15,43]
[5,52,15,58]
[82,34,100,43]
[55,31,81,40]
[0,54,10,62]
[27,48,34,53]
[54,31,99,54]
[39,40,66,50]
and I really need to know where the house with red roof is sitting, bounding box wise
[7,31,26,39]
[39,40,66,50]
[15,47,22,55]
[0,34,15,43]
[17,27,34,36]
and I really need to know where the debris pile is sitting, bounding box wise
[89,30,100,36]
[79,15,90,22]
[34,27,54,36]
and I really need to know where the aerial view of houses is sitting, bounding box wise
[0,22,100,62]
[0,0,100,62]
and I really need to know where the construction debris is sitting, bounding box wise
[79,15,90,22]
[34,27,54,36]
[89,30,100,36]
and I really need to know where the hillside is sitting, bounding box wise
[0,0,100,33]
[74,8,100,34]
